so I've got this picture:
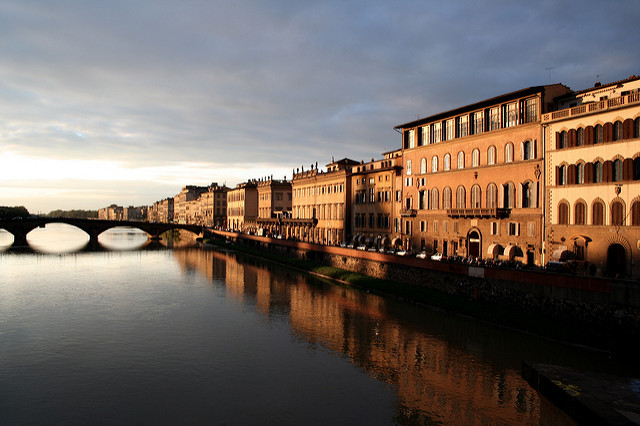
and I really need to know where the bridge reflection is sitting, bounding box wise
[0,218,203,248]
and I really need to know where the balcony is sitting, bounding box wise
[400,209,417,217]
[542,92,640,123]
[447,208,510,218]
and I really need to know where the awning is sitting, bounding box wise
[551,249,574,261]
[391,237,402,247]
[504,244,523,259]
[380,237,391,247]
[486,243,502,258]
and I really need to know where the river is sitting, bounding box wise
[0,224,624,424]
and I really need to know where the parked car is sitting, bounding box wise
[385,248,396,255]
[367,246,377,252]
[356,244,367,251]
[430,252,443,261]
[396,250,407,256]
[415,251,427,259]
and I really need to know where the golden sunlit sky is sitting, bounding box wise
[1,0,639,213]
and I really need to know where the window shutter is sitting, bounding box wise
[604,122,613,142]
[623,158,633,181]
[585,162,594,183]
[555,132,561,149]
[569,129,576,147]
[604,160,613,182]
[623,118,633,140]
[556,166,561,186]
[586,126,594,145]
[568,164,576,184]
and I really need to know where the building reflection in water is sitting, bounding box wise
[172,248,576,425]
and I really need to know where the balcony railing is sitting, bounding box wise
[447,207,510,218]
[542,92,640,122]
[400,209,417,217]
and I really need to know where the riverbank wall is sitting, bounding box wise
[211,230,640,348]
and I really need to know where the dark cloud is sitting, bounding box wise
[0,0,638,210]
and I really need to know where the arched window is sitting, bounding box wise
[431,156,438,173]
[420,157,427,174]
[574,201,587,225]
[632,201,640,226]
[419,190,428,210]
[487,146,496,165]
[444,153,451,171]
[431,187,439,210]
[443,186,452,209]
[613,121,623,141]
[503,182,515,208]
[456,185,466,209]
[559,165,567,185]
[457,151,465,169]
[522,140,532,160]
[595,124,603,144]
[635,118,640,139]
[593,161,603,183]
[558,131,567,149]
[576,163,585,184]
[470,184,481,208]
[505,143,514,163]
[576,128,584,146]
[558,202,569,225]
[522,182,532,208]
[486,183,498,208]
[472,149,480,167]
[611,201,625,226]
[613,159,623,182]
[592,201,604,225]
[635,157,640,180]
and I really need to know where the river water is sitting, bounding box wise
[0,224,625,424]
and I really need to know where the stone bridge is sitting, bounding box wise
[0,218,204,247]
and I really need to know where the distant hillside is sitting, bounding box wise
[0,206,30,219]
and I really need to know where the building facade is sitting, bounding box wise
[173,185,209,224]
[544,75,640,278]
[289,159,358,244]
[350,150,404,249]
[256,178,292,236]
[227,181,258,232]
[394,84,571,264]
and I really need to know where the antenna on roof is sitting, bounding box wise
[545,66,557,82]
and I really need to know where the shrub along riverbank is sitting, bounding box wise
[202,238,638,361]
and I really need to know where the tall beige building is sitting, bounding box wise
[394,84,571,264]
[289,158,358,244]
[256,178,292,236]
[544,75,640,278]
[173,185,209,224]
[227,181,258,232]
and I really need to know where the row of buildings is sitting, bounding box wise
[108,75,640,279]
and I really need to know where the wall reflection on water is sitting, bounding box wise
[172,247,583,425]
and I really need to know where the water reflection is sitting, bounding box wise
[172,248,595,424]
[26,223,90,253]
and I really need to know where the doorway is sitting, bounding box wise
[606,244,626,278]
[467,230,480,258]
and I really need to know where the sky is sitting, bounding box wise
[1,0,639,213]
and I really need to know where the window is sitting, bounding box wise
[505,143,514,163]
[507,222,520,236]
[593,161,603,183]
[473,111,484,134]
[486,183,498,208]
[595,124,603,144]
[444,153,451,171]
[456,185,466,209]
[558,202,569,225]
[457,151,465,169]
[574,201,587,225]
[503,182,515,208]
[576,128,584,146]
[431,156,438,173]
[632,201,640,226]
[613,121,623,141]
[613,159,623,182]
[504,102,518,128]
[420,158,427,174]
[421,126,429,146]
[471,184,481,208]
[419,190,428,210]
[577,163,585,184]
[472,149,480,167]
[635,157,640,180]
[525,98,537,123]
[407,129,415,148]
[445,119,454,141]
[406,160,412,175]
[527,222,535,236]
[456,115,469,138]
[420,221,426,232]
[635,118,640,139]
[592,201,604,225]
[432,122,441,143]
[431,188,439,209]
[443,186,452,209]
[522,140,532,160]
[490,222,498,235]
[611,201,624,226]
[490,107,501,130]
[559,165,567,185]
[487,146,496,165]
[558,131,567,149]
[522,182,531,208]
